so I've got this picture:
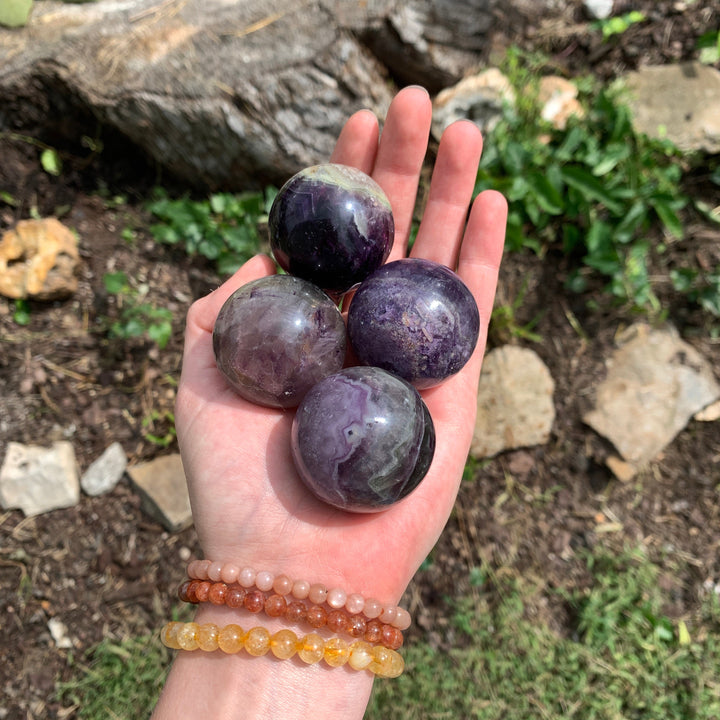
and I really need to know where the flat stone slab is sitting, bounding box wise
[622,63,720,154]
[0,441,79,516]
[127,453,192,532]
[584,323,720,468]
[471,345,556,459]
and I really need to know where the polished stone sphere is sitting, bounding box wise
[212,274,346,408]
[347,258,480,388]
[269,164,394,294]
[291,366,435,512]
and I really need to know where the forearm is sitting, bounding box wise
[151,603,375,720]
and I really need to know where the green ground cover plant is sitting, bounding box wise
[474,49,720,316]
[368,546,720,720]
[147,188,276,276]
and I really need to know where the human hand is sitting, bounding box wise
[174,86,507,606]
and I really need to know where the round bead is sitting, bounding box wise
[186,560,201,578]
[196,559,211,579]
[363,598,383,619]
[298,633,325,664]
[379,605,397,625]
[324,637,350,667]
[270,629,299,660]
[348,640,374,671]
[285,600,307,623]
[185,580,199,603]
[161,622,183,650]
[177,622,200,651]
[208,582,228,605]
[369,645,404,678]
[326,587,347,609]
[265,594,287,618]
[218,624,245,654]
[194,581,211,603]
[273,574,293,595]
[226,586,247,609]
[207,561,223,582]
[308,583,328,605]
[255,571,274,592]
[364,619,383,643]
[382,625,404,650]
[177,580,192,602]
[244,589,265,613]
[347,614,367,638]
[292,580,311,599]
[306,604,327,628]
[345,593,365,615]
[197,623,220,652]
[326,609,350,634]
[220,563,240,584]
[244,626,271,656]
[238,567,257,588]
[393,606,412,630]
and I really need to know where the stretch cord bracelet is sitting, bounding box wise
[178,580,404,650]
[186,560,411,630]
[160,621,404,678]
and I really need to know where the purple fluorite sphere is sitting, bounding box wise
[291,367,435,512]
[347,258,480,389]
[269,164,394,294]
[212,274,346,408]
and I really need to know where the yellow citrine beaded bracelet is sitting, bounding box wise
[160,621,404,678]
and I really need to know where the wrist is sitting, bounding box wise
[153,603,375,720]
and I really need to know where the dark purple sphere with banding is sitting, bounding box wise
[269,164,394,294]
[212,274,346,408]
[291,367,435,512]
[347,258,480,389]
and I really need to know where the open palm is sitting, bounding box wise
[174,87,507,607]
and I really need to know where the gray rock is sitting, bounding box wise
[81,441,127,497]
[583,0,613,20]
[0,441,79,516]
[127,453,192,532]
[584,323,720,468]
[471,345,556,459]
[622,63,720,154]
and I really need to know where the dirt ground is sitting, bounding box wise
[1,3,719,718]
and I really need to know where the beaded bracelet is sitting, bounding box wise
[186,560,411,630]
[178,580,404,650]
[160,621,404,678]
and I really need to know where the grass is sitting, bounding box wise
[54,546,720,719]
[368,546,720,720]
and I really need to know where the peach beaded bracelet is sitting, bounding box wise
[186,560,411,630]
[160,621,404,678]
[178,579,404,650]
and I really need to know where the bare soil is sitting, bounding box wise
[1,3,719,718]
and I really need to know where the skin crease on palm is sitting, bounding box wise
[173,86,508,610]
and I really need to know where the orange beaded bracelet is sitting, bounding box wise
[186,560,411,630]
[178,580,405,650]
[160,621,404,678]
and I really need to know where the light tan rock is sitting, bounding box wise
[622,63,720,153]
[432,69,516,141]
[127,453,192,532]
[0,441,79,516]
[0,218,79,300]
[584,323,720,466]
[471,345,556,459]
[538,75,585,130]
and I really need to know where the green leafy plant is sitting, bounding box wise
[12,299,31,326]
[147,188,276,276]
[697,29,720,65]
[593,11,646,40]
[142,409,177,448]
[476,54,689,312]
[102,271,173,349]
